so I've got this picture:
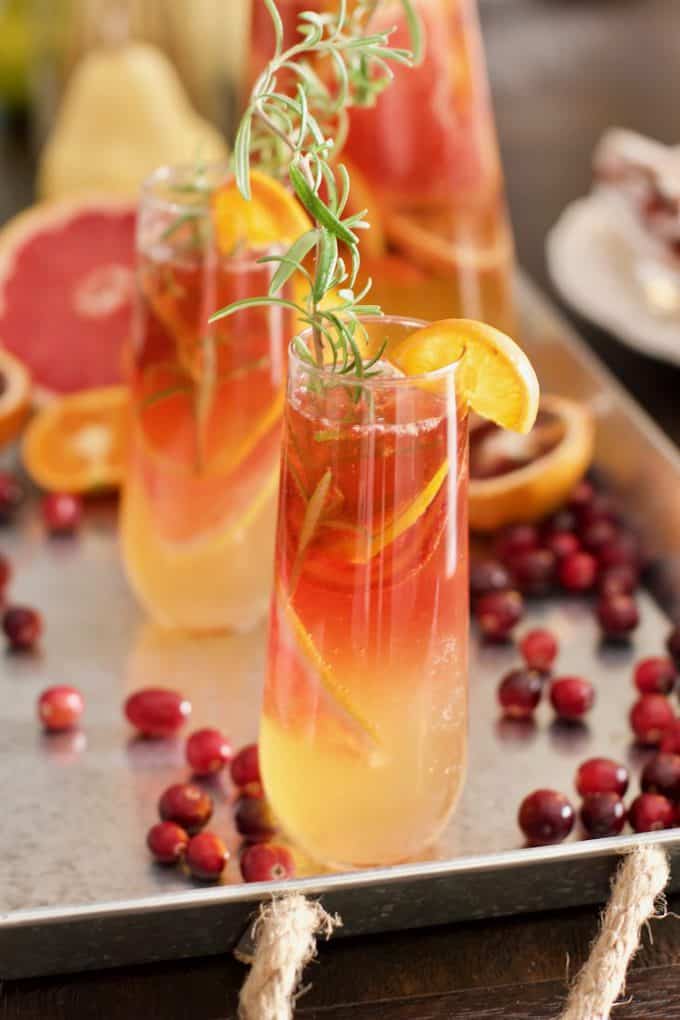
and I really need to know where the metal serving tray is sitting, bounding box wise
[2,275,680,980]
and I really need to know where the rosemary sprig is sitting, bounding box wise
[209,0,421,378]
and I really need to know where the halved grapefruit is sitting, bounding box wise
[0,197,136,401]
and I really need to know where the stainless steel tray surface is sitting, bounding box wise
[2,275,680,979]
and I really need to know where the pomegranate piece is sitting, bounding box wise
[579,793,626,838]
[42,492,83,535]
[634,657,677,696]
[668,625,680,669]
[3,605,42,650]
[470,560,511,601]
[158,783,213,834]
[125,688,191,738]
[558,551,597,592]
[597,594,639,638]
[519,628,559,672]
[186,728,232,777]
[0,471,23,524]
[640,752,680,801]
[507,548,556,597]
[38,685,84,732]
[629,694,675,745]
[234,795,278,840]
[230,743,261,790]
[629,793,674,832]
[185,831,229,880]
[494,524,540,564]
[475,589,524,642]
[497,668,543,719]
[575,757,629,798]
[550,676,595,721]
[240,842,295,883]
[518,789,574,846]
[147,821,189,864]
[661,719,680,754]
[545,531,580,561]
[598,564,638,598]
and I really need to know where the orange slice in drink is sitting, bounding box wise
[390,318,540,434]
[212,170,311,254]
[0,348,31,447]
[22,385,129,491]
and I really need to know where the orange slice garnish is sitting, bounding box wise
[22,385,129,492]
[469,394,595,532]
[212,170,311,254]
[0,348,31,447]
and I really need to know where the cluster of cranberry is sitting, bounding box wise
[497,628,595,722]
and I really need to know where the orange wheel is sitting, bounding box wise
[0,348,31,446]
[212,170,311,254]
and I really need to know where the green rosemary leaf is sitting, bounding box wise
[234,113,253,199]
[160,210,203,242]
[209,295,302,323]
[312,230,338,303]
[289,163,357,246]
[401,0,424,63]
[267,229,320,294]
[263,0,284,57]
[319,162,338,213]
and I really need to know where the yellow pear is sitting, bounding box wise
[38,41,229,200]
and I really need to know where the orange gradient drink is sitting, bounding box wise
[121,165,297,631]
[260,318,469,867]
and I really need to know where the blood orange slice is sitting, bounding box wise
[0,198,136,401]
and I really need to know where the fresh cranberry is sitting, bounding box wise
[519,628,558,672]
[598,564,638,598]
[629,694,675,745]
[597,532,640,572]
[125,688,191,737]
[497,668,543,719]
[42,492,83,535]
[494,524,540,564]
[576,492,618,529]
[470,560,511,601]
[550,676,595,721]
[597,594,639,638]
[629,793,674,832]
[3,605,42,650]
[580,793,626,838]
[38,685,84,732]
[575,757,629,797]
[634,657,677,696]
[0,471,23,524]
[231,743,261,790]
[234,795,277,840]
[558,551,597,592]
[475,589,524,641]
[146,821,189,864]
[507,548,556,597]
[185,831,229,880]
[518,789,574,846]
[240,843,295,883]
[545,531,580,561]
[581,519,618,554]
[640,753,680,801]
[661,719,680,754]
[158,783,213,834]
[668,625,680,669]
[0,553,11,593]
[186,728,232,776]
[542,509,577,536]
[567,479,594,512]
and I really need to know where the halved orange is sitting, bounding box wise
[0,348,31,446]
[212,170,311,254]
[22,385,129,492]
[469,394,595,532]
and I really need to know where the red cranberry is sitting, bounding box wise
[598,564,638,597]
[542,509,577,536]
[629,694,675,745]
[550,676,595,721]
[3,605,42,650]
[42,492,83,535]
[580,793,626,838]
[581,519,618,554]
[186,728,232,776]
[545,531,580,561]
[0,471,23,524]
[158,783,213,834]
[231,743,261,790]
[668,625,680,669]
[518,789,575,846]
[470,560,511,601]
[507,548,556,597]
[629,793,674,832]
[597,532,640,572]
[634,657,677,696]
[494,524,540,564]
[0,553,11,593]
[519,628,558,672]
[497,668,543,719]
[640,753,680,801]
[38,685,84,732]
[661,719,680,754]
[240,843,295,883]
[576,757,629,797]
[576,492,618,529]
[558,551,597,592]
[185,831,229,880]
[475,589,524,641]
[597,594,639,638]
[567,479,594,512]
[234,795,277,840]
[147,821,189,864]
[125,688,191,737]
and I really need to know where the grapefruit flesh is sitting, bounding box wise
[0,199,136,399]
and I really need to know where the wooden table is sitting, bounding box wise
[3,1,680,1017]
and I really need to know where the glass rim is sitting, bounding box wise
[289,315,463,387]
[140,161,231,213]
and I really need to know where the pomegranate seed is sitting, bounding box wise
[186,728,232,776]
[597,532,640,572]
[158,783,213,834]
[558,551,597,592]
[497,669,543,719]
[38,685,84,732]
[185,831,229,880]
[581,519,618,554]
[518,789,574,846]
[234,795,277,840]
[580,793,626,838]
[507,548,556,597]
[598,564,638,598]
[0,471,23,524]
[470,560,511,601]
[640,753,680,801]
[0,553,11,593]
[230,743,261,790]
[550,676,595,721]
[41,492,83,535]
[519,628,558,672]
[567,479,594,512]
[597,594,639,638]
[629,793,674,832]
[3,605,42,650]
[240,843,295,883]
[576,757,629,797]
[629,694,675,745]
[661,719,680,754]
[668,625,680,669]
[146,821,189,864]
[125,688,191,737]
[545,531,580,561]
[475,589,524,641]
[634,657,677,696]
